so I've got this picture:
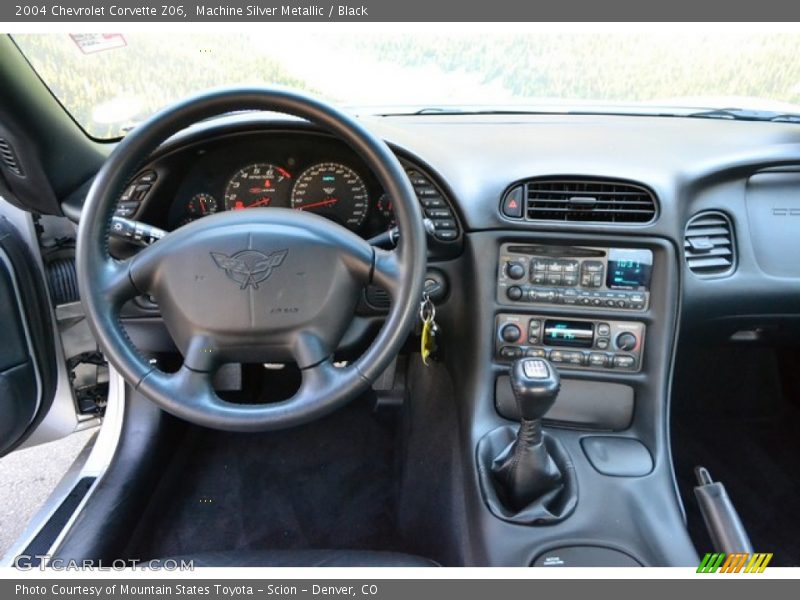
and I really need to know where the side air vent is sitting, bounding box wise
[523,178,657,223]
[684,211,735,276]
[0,138,24,177]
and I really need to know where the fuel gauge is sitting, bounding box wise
[187,193,218,218]
[377,194,396,229]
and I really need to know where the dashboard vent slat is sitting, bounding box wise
[523,178,657,223]
[0,137,24,176]
[684,211,736,277]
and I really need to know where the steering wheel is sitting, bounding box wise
[76,88,427,432]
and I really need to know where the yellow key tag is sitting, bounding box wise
[419,293,437,366]
[421,318,434,366]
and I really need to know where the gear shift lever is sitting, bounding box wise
[510,357,560,421]
[492,358,565,511]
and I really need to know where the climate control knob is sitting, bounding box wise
[500,323,523,343]
[506,261,525,280]
[506,286,523,301]
[616,332,638,351]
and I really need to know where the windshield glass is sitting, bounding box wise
[13,32,800,139]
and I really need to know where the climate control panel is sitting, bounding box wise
[495,314,645,372]
[497,243,652,311]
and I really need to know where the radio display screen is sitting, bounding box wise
[606,248,653,290]
[543,320,594,348]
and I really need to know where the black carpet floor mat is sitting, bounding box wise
[126,399,403,559]
[671,346,800,566]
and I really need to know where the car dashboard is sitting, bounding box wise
[90,111,800,566]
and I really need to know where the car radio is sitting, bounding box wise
[497,243,652,311]
[495,313,645,372]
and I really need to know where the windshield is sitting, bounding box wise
[13,32,800,139]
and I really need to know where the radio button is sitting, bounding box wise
[563,351,585,366]
[563,260,579,273]
[582,261,604,273]
[596,338,610,350]
[531,271,546,285]
[528,322,542,344]
[597,323,611,337]
[533,289,557,303]
[500,323,523,343]
[561,289,578,305]
[612,355,636,369]
[547,260,563,272]
[525,348,547,358]
[506,261,526,280]
[588,352,609,368]
[499,346,522,359]
[563,274,578,286]
[546,273,563,286]
[532,259,548,271]
[549,350,566,363]
[506,286,524,301]
[616,332,638,351]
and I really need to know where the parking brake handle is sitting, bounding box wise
[694,466,753,555]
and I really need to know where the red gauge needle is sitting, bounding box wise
[297,197,338,211]
[248,197,272,208]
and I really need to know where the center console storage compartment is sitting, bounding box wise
[495,377,634,430]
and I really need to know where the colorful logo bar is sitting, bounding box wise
[697,552,773,573]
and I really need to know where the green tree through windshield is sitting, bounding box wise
[13,32,800,138]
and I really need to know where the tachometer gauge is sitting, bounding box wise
[187,193,218,218]
[291,163,368,229]
[224,163,292,210]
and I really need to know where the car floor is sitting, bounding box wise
[125,396,405,560]
[671,345,800,567]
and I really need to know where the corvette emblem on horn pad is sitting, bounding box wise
[210,249,288,290]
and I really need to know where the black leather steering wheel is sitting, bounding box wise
[76,88,427,431]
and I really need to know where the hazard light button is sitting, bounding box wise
[501,185,524,218]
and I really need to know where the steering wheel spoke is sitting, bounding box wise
[97,259,140,307]
[371,248,404,299]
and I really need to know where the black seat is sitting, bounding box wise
[156,550,439,567]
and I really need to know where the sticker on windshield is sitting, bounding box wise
[70,34,127,55]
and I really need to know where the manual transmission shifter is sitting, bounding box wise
[491,358,566,511]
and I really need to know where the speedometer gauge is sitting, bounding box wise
[224,163,292,210]
[291,163,368,229]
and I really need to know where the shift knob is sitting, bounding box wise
[510,358,561,421]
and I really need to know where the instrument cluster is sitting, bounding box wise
[163,134,397,236]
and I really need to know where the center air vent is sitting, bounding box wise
[0,137,24,177]
[684,211,735,276]
[522,178,657,223]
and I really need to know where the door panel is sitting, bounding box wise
[0,215,57,456]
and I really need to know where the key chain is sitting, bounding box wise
[419,292,439,366]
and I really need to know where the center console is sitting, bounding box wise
[447,231,696,567]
